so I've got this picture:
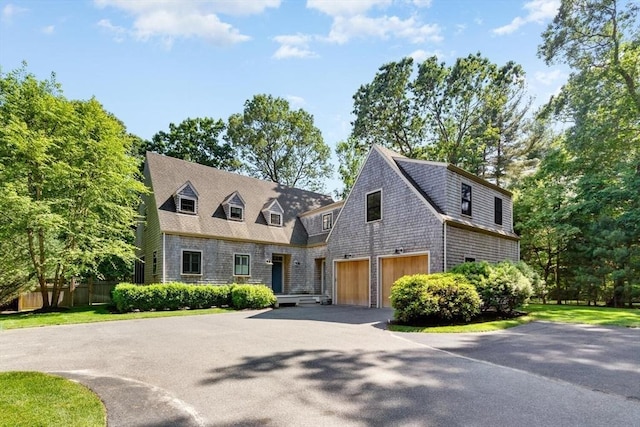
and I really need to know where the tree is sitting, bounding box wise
[344,54,533,192]
[146,117,239,170]
[226,94,332,192]
[534,0,640,306]
[0,66,147,309]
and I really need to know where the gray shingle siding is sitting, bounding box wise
[300,205,343,245]
[395,159,448,211]
[327,148,444,307]
[446,225,519,270]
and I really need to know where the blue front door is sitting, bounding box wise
[271,261,283,294]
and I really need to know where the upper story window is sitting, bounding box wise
[234,254,250,276]
[152,251,157,275]
[494,197,503,225]
[175,181,198,215]
[262,199,284,227]
[322,212,333,231]
[461,183,472,216]
[366,190,382,222]
[270,213,282,226]
[230,205,244,221]
[223,191,246,222]
[182,250,202,275]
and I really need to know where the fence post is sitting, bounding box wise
[89,276,94,306]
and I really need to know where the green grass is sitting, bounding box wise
[0,371,106,427]
[388,303,640,333]
[0,305,234,330]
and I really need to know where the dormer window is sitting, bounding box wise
[270,213,282,226]
[222,191,246,222]
[262,199,284,227]
[230,205,244,221]
[175,181,198,215]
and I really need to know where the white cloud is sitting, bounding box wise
[97,19,127,42]
[493,0,559,35]
[307,0,391,17]
[93,0,280,46]
[2,3,28,21]
[408,49,444,62]
[327,15,441,44]
[286,95,306,107]
[411,0,432,7]
[534,69,566,85]
[42,25,55,35]
[273,33,319,59]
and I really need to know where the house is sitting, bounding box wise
[136,145,519,307]
[136,152,341,298]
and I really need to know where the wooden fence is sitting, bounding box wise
[17,280,117,311]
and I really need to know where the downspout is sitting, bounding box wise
[443,221,447,272]
[162,232,166,283]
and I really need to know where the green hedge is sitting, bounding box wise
[390,273,481,324]
[451,260,533,314]
[112,282,275,312]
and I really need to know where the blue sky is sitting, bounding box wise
[1,0,566,194]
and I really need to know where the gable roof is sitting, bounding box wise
[145,152,334,246]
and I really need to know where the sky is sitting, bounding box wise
[0,0,567,195]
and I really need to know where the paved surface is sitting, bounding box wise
[1,305,639,426]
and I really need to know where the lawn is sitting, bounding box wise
[0,305,234,330]
[388,303,640,333]
[0,371,105,427]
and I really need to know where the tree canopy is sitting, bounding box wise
[227,94,332,192]
[146,117,240,171]
[0,65,147,308]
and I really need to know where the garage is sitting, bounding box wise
[335,259,370,306]
[380,254,429,308]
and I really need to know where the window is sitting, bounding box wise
[366,190,382,222]
[270,213,282,226]
[234,254,250,276]
[178,197,196,214]
[461,183,472,216]
[230,205,243,221]
[182,251,201,275]
[322,213,333,231]
[465,257,476,263]
[152,251,157,275]
[494,197,503,225]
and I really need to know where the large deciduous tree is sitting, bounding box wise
[146,117,239,170]
[342,54,533,195]
[0,66,147,309]
[227,94,332,192]
[530,0,639,306]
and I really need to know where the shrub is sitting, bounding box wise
[231,284,277,309]
[390,273,481,324]
[452,261,534,314]
[112,282,233,312]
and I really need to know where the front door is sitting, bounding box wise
[271,258,283,294]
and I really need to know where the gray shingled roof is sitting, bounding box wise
[146,152,335,246]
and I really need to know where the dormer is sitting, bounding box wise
[262,199,284,227]
[222,191,246,222]
[174,181,198,215]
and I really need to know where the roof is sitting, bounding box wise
[145,152,335,246]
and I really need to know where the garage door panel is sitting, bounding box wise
[336,260,369,306]
[381,255,429,308]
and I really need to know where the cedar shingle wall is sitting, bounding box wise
[445,225,519,270]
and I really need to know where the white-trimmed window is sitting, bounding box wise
[230,205,244,221]
[461,183,472,216]
[178,197,197,214]
[322,212,333,231]
[182,250,202,275]
[366,190,382,223]
[270,213,282,226]
[234,254,250,276]
[494,197,503,225]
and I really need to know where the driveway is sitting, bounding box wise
[1,305,639,426]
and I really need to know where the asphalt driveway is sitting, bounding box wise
[1,305,639,426]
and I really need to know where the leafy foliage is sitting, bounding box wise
[146,117,239,170]
[112,283,233,312]
[227,94,332,192]
[231,284,277,309]
[0,65,147,308]
[390,273,481,324]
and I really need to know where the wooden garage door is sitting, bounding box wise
[336,259,369,306]
[381,255,429,308]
